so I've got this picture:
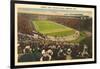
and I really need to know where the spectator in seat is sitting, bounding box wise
[18,46,35,62]
[66,48,72,60]
[81,44,89,58]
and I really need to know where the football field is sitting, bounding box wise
[33,20,76,37]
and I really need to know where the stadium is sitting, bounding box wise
[17,13,92,62]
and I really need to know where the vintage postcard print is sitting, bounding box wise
[11,1,96,68]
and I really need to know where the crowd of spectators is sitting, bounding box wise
[18,32,90,62]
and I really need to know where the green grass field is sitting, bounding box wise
[32,20,76,37]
